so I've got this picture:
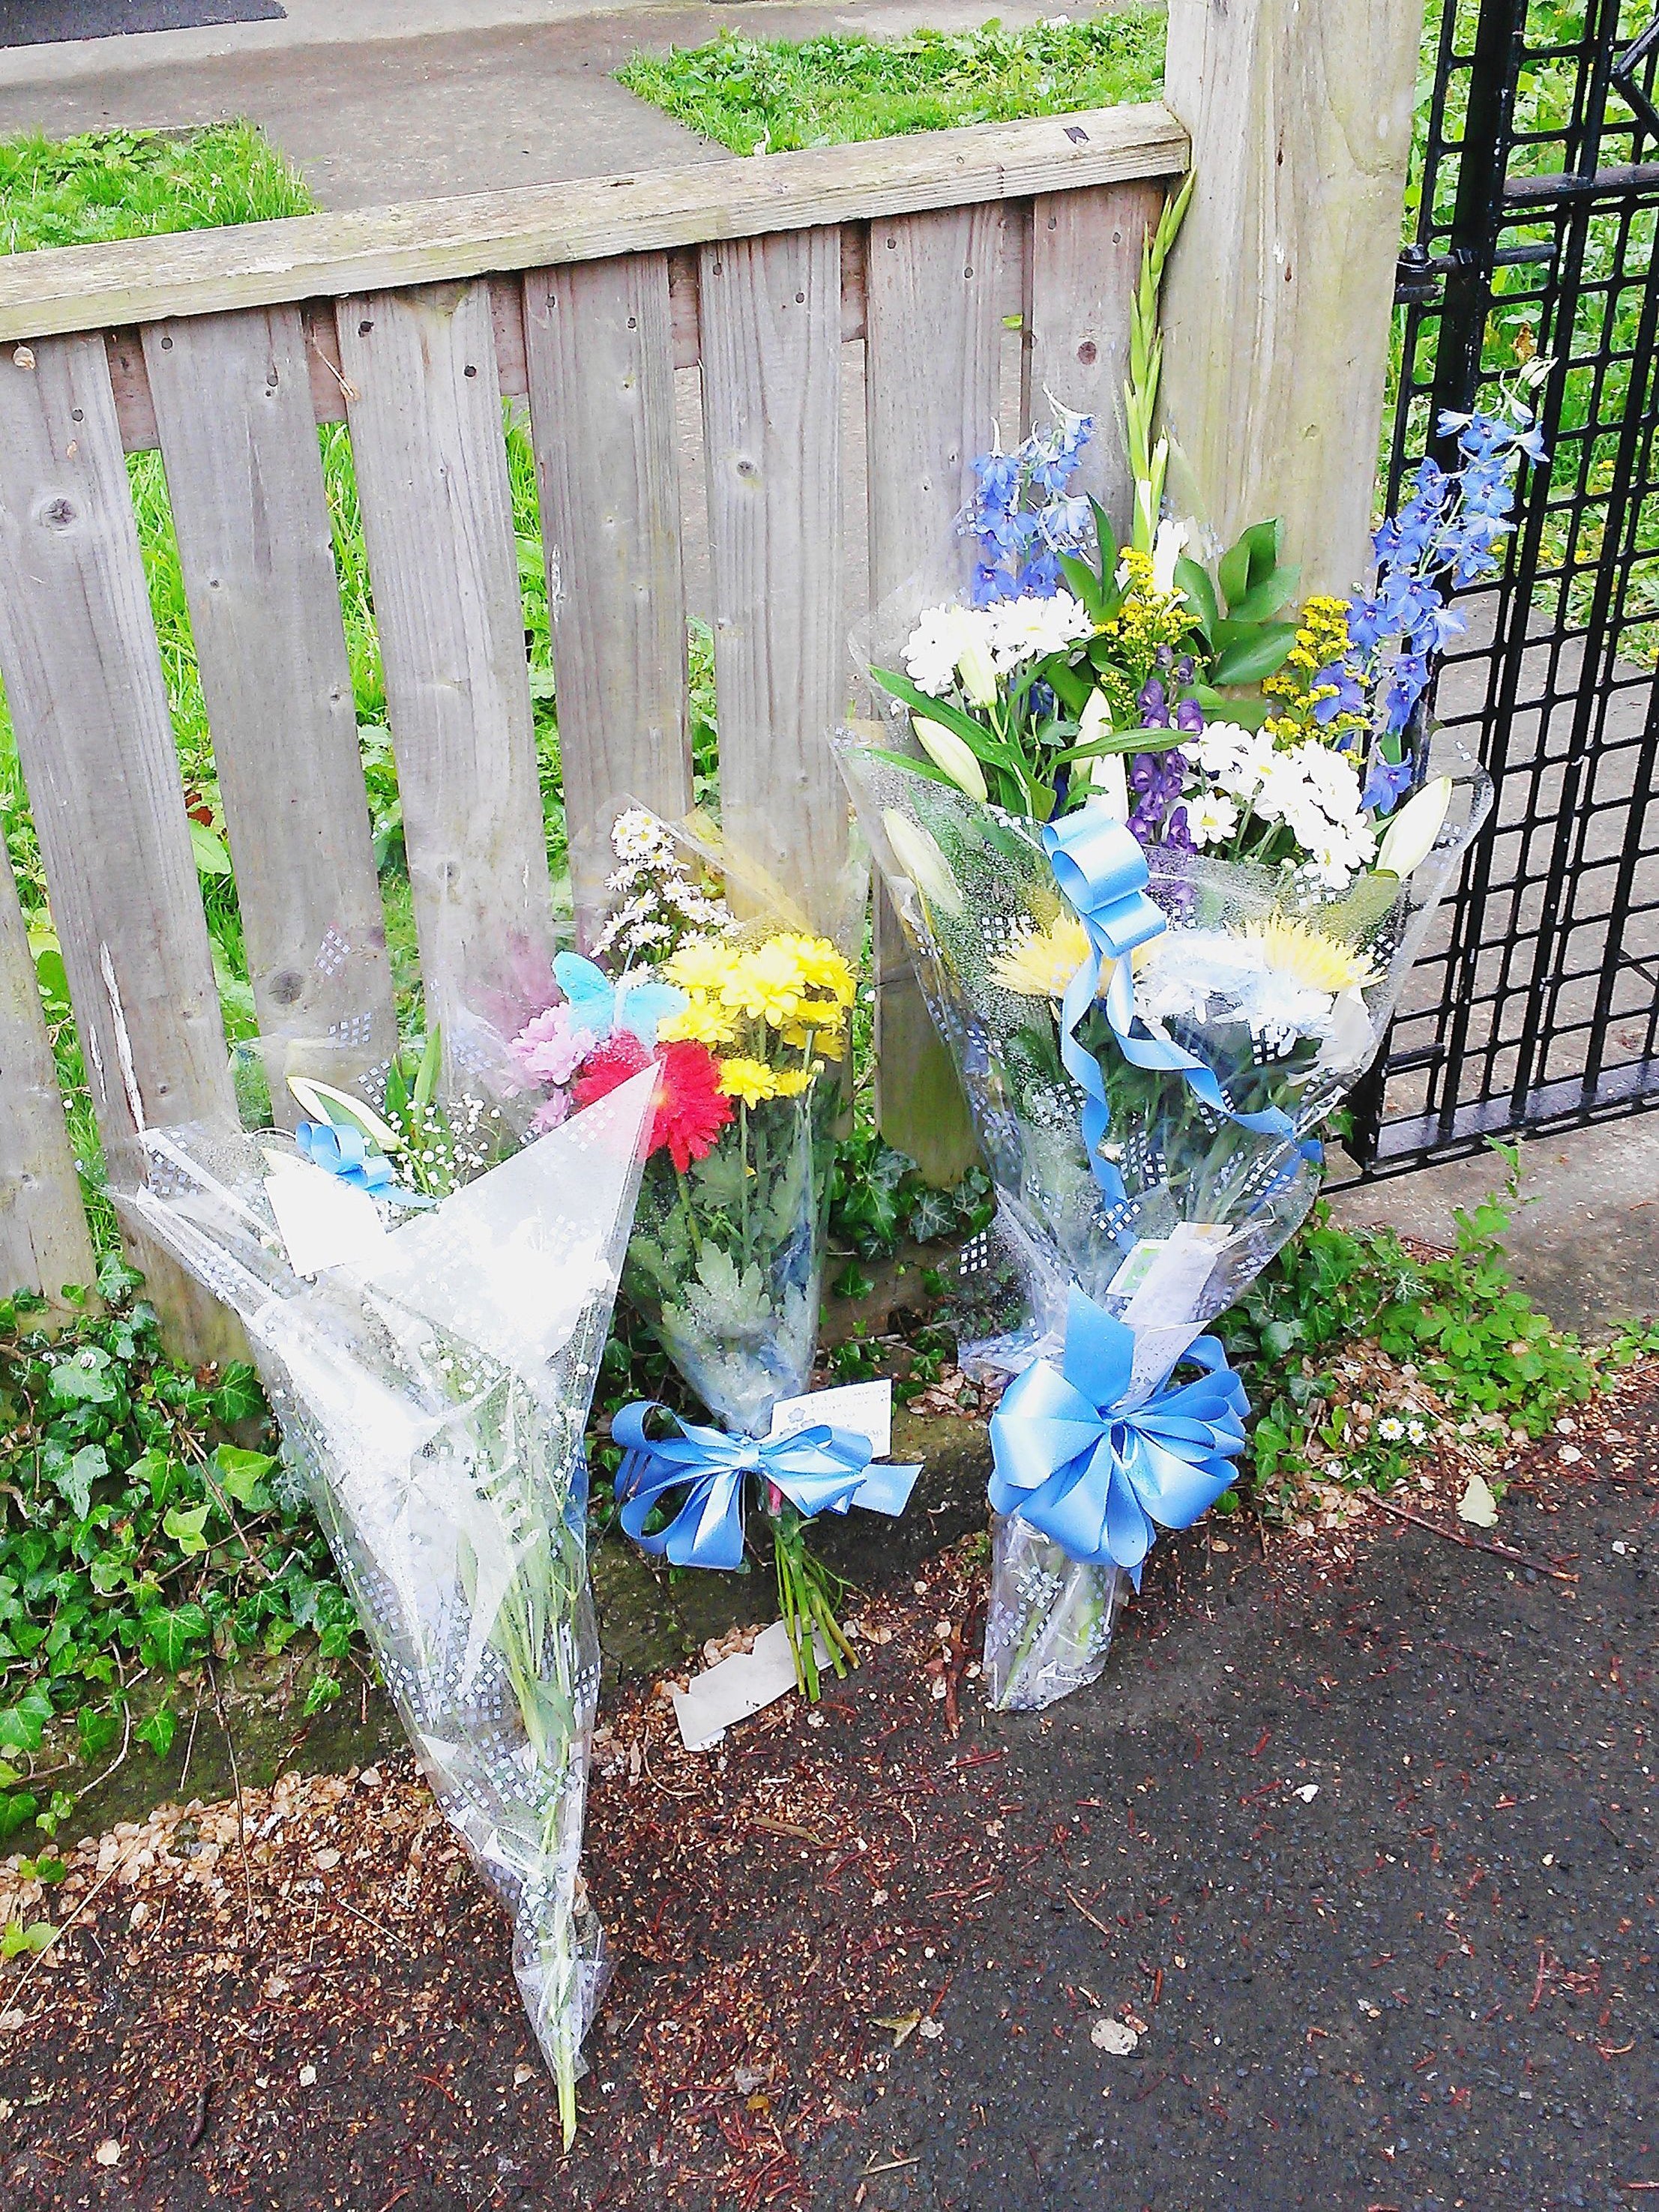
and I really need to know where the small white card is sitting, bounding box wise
[768,1378,893,1461]
[1119,1222,1229,1329]
[264,1162,391,1279]
[672,1618,834,1751]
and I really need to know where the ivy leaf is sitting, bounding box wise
[48,1350,117,1406]
[135,1705,176,1759]
[51,1443,107,1521]
[76,1706,121,1761]
[0,1690,52,1753]
[211,1445,277,1508]
[210,1363,265,1426]
[162,1503,211,1558]
[140,1604,208,1674]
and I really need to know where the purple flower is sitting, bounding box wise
[1137,677,1171,728]
[1174,696,1205,734]
[1312,663,1366,724]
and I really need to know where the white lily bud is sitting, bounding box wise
[910,713,988,803]
[880,809,964,917]
[1077,693,1129,819]
[1375,774,1453,877]
[954,622,999,710]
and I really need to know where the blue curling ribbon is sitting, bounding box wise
[293,1121,433,1206]
[989,1288,1247,1588]
[1041,802,1298,1225]
[612,1401,921,1571]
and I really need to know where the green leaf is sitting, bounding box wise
[210,1363,265,1425]
[141,1603,208,1674]
[189,821,234,877]
[48,1349,117,1406]
[76,1706,120,1761]
[135,1705,176,1759]
[162,1503,211,1558]
[1211,624,1298,686]
[1089,498,1118,584]
[1226,564,1301,624]
[1173,555,1219,642]
[211,1444,277,1508]
[857,745,959,791]
[868,669,1012,768]
[1,1917,56,1959]
[303,1671,342,1717]
[52,1443,106,1520]
[413,1023,443,1113]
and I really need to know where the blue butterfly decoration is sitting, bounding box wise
[554,950,686,1046]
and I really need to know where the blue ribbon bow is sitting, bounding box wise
[989,1289,1247,1586]
[293,1121,433,1206]
[612,1402,921,1570]
[1041,802,1298,1226]
[555,950,686,1049]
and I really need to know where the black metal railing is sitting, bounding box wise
[1347,0,1659,1171]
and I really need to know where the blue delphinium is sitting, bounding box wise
[1340,378,1547,811]
[961,405,1095,604]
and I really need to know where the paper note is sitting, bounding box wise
[768,1378,894,1460]
[264,1163,391,1279]
[1120,1222,1228,1329]
[672,1619,834,1752]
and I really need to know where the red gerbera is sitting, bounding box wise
[573,1035,733,1173]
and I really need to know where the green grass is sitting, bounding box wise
[0,123,315,253]
[617,12,1166,155]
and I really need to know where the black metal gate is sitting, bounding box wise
[1347,0,1659,1172]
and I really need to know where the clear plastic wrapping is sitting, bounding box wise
[124,1068,654,2137]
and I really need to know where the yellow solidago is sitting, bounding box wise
[1264,595,1366,741]
[716,1056,779,1106]
[991,913,1092,998]
[1245,916,1380,995]
[657,996,738,1047]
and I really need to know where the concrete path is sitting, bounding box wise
[0,0,1070,203]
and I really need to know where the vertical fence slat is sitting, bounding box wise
[1026,179,1168,534]
[337,281,554,1030]
[0,846,95,1310]
[698,229,848,931]
[142,307,398,1108]
[863,206,1011,1181]
[522,252,690,946]
[0,335,238,1349]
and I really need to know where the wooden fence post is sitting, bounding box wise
[0,847,95,1314]
[1160,0,1424,597]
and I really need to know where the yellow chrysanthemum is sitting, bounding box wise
[718,940,807,1026]
[771,1066,815,1097]
[1245,917,1380,995]
[777,933,856,1007]
[716,1055,780,1105]
[990,913,1092,998]
[664,937,741,994]
[657,995,738,1047]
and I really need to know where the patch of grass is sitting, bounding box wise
[618,12,1166,156]
[0,123,313,255]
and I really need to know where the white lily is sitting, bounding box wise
[1375,774,1453,877]
[881,809,964,917]
[1077,692,1130,819]
[954,624,999,709]
[911,712,988,803]
[1151,516,1192,595]
[288,1075,403,1151]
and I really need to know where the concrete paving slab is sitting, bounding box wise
[1331,1112,1659,1335]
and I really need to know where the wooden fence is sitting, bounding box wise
[0,1,1424,1351]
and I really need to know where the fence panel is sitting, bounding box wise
[337,280,555,1030]
[523,251,691,945]
[0,843,94,1310]
[142,306,398,1107]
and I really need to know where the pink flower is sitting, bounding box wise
[510,1004,598,1086]
[530,1091,572,1136]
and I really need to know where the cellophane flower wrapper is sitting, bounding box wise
[837,736,1490,1707]
[121,1067,655,2133]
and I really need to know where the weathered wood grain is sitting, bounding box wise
[0,334,240,1346]
[863,205,1014,1181]
[1026,178,1166,534]
[338,280,555,1036]
[1160,0,1421,594]
[142,306,398,1109]
[0,845,95,1312]
[523,253,690,944]
[699,226,850,933]
[0,107,1188,345]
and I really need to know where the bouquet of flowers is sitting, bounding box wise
[505,812,918,1699]
[836,187,1532,1708]
[123,1026,655,2143]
